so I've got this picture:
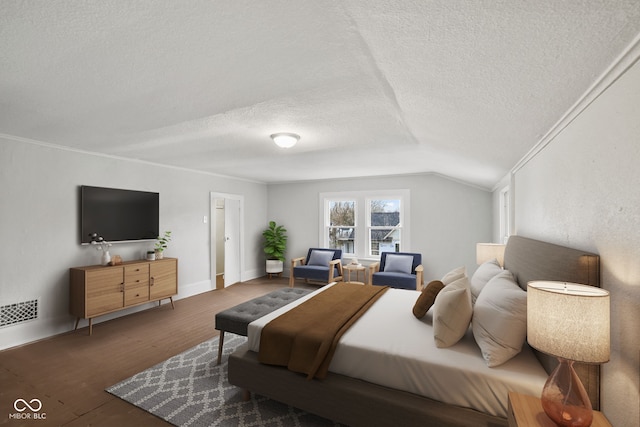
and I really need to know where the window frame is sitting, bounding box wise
[319,189,410,260]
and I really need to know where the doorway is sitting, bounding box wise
[210,192,244,289]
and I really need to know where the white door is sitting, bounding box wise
[223,198,241,287]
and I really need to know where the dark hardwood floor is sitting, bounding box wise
[0,276,317,427]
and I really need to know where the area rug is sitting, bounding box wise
[106,334,341,426]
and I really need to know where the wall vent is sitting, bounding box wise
[0,299,38,327]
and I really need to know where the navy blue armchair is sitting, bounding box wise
[289,248,343,287]
[368,252,424,290]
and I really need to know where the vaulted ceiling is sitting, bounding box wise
[2,1,640,188]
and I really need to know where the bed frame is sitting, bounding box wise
[228,235,600,427]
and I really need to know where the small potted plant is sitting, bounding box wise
[155,231,172,259]
[262,221,287,276]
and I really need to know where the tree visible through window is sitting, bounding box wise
[328,201,355,254]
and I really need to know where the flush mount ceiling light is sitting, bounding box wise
[270,132,300,148]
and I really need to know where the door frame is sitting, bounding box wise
[210,192,244,289]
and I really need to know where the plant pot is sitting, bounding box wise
[155,250,164,260]
[266,259,283,274]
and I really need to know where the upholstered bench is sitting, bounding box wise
[214,287,312,364]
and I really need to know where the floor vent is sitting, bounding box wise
[0,299,38,327]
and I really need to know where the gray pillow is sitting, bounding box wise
[472,270,527,367]
[470,259,502,304]
[308,250,334,266]
[383,254,413,274]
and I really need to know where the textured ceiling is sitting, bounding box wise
[2,1,640,188]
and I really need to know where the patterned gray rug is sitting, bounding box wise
[106,334,341,426]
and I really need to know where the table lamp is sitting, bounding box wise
[476,243,506,267]
[527,281,610,427]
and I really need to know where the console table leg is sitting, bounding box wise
[89,318,93,336]
[169,296,175,309]
[74,318,80,331]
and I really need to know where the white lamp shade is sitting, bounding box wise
[270,133,299,148]
[527,281,610,363]
[476,243,506,267]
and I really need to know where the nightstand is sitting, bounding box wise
[508,392,611,427]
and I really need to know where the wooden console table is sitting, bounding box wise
[70,257,178,335]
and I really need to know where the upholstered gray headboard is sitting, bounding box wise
[503,235,601,410]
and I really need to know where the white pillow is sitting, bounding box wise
[472,270,527,367]
[432,276,472,348]
[384,254,414,274]
[441,266,466,285]
[470,259,503,304]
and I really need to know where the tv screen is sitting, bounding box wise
[80,186,159,244]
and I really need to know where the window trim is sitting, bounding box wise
[319,189,410,260]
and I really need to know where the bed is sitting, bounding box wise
[228,235,601,427]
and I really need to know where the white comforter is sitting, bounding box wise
[248,285,547,418]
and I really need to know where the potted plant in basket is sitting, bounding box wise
[155,231,172,259]
[262,221,287,276]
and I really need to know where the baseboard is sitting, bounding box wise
[0,279,215,352]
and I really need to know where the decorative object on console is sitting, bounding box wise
[476,243,506,267]
[88,233,112,265]
[154,230,171,259]
[263,221,287,277]
[270,132,300,148]
[108,255,123,266]
[527,281,610,427]
[146,250,156,261]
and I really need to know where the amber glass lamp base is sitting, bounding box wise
[541,358,593,427]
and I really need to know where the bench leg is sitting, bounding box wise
[217,331,225,365]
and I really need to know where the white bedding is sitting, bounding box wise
[247,285,547,418]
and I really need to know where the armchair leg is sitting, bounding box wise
[289,274,295,288]
[416,270,424,291]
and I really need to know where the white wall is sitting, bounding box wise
[0,138,267,350]
[267,174,492,281]
[505,57,640,426]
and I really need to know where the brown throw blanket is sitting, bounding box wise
[258,282,389,380]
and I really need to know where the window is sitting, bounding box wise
[367,199,401,256]
[327,200,356,254]
[320,190,409,259]
[500,186,510,244]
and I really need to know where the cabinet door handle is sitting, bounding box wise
[150,277,155,286]
[135,279,140,283]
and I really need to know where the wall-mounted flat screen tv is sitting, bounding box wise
[80,185,159,244]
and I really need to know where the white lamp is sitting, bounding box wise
[476,243,506,267]
[527,281,610,427]
[270,132,300,148]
